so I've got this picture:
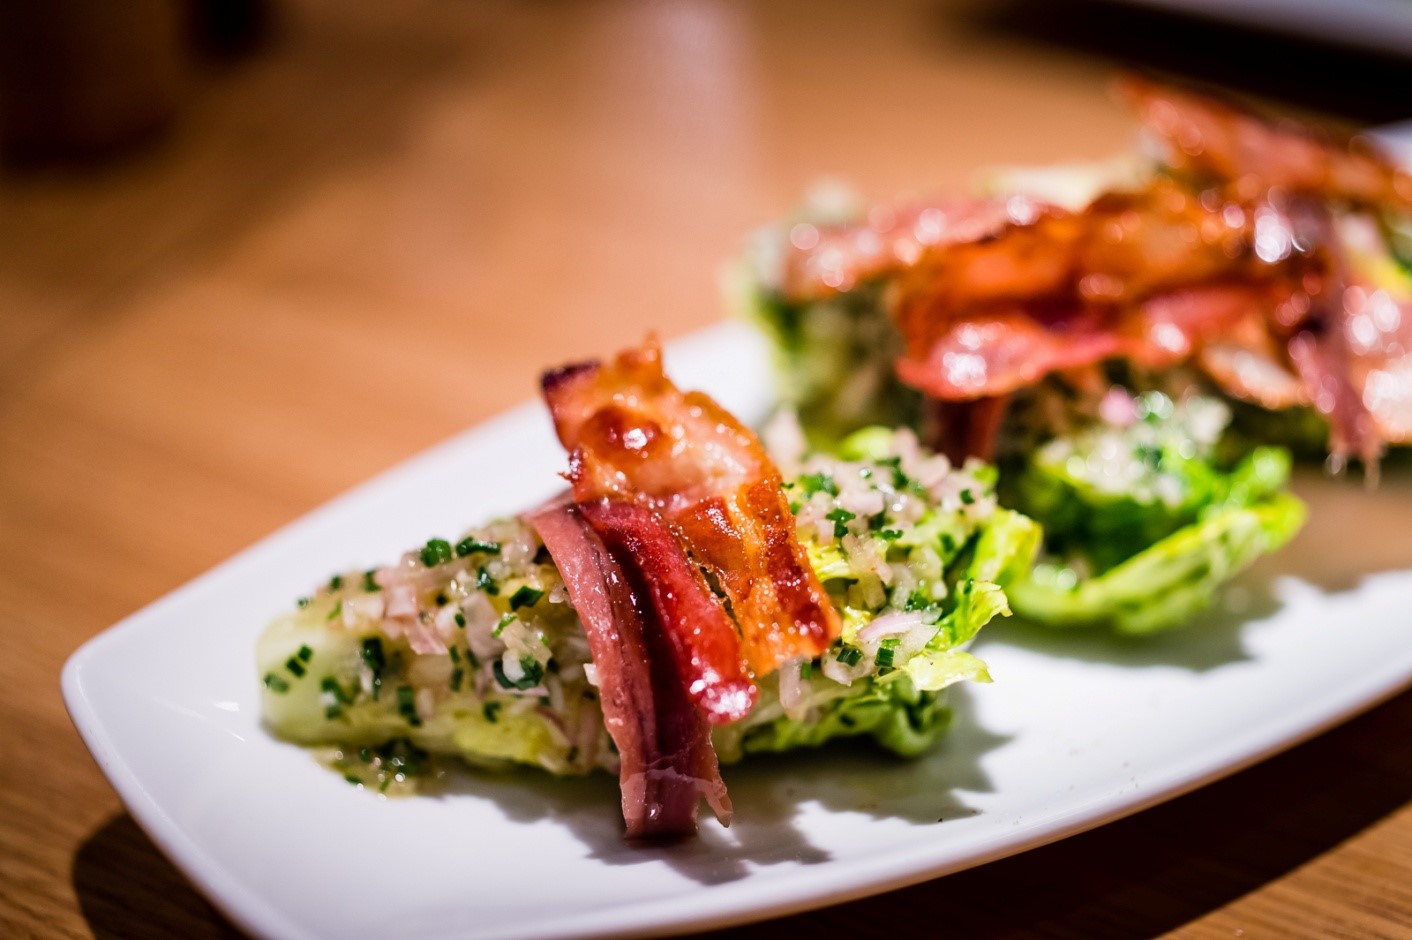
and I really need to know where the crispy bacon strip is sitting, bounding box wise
[1119,75,1412,211]
[782,198,1045,300]
[525,499,731,839]
[542,340,841,676]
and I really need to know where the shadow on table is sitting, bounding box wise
[72,814,242,940]
[708,684,1412,939]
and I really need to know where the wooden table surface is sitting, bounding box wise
[5,1,1412,937]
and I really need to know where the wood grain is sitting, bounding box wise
[4,1,1412,938]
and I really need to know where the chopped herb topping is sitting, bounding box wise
[482,701,502,723]
[448,646,460,664]
[837,646,863,667]
[959,488,975,505]
[326,600,342,621]
[396,685,422,726]
[493,656,545,690]
[879,529,903,541]
[509,586,544,610]
[263,673,290,693]
[800,660,813,680]
[797,471,839,497]
[456,538,502,558]
[825,507,856,538]
[476,566,499,596]
[876,638,900,669]
[492,613,515,637]
[904,590,935,612]
[360,637,386,673]
[420,538,454,568]
[297,644,314,662]
[296,596,310,609]
[329,574,344,591]
[285,656,307,678]
[362,570,381,592]
[454,611,466,628]
[449,667,464,692]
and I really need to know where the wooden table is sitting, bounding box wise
[4,1,1412,937]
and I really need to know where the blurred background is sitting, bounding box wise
[4,1,1412,938]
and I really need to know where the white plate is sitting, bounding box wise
[63,119,1412,936]
[63,322,1412,940]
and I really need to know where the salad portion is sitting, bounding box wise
[735,78,1412,631]
[259,340,1037,838]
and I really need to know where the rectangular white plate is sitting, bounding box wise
[63,124,1412,936]
[63,321,1412,940]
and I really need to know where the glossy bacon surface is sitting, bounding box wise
[542,340,842,676]
[525,499,731,839]
[1119,75,1412,211]
[776,80,1412,466]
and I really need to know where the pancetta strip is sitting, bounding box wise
[525,499,731,839]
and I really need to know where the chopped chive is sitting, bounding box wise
[454,611,466,628]
[325,703,344,720]
[396,685,422,726]
[296,596,310,609]
[789,500,801,515]
[876,638,900,669]
[482,701,501,723]
[797,472,839,497]
[263,673,290,693]
[879,529,903,541]
[859,467,873,479]
[456,538,502,558]
[465,648,480,668]
[939,533,957,554]
[825,507,856,538]
[329,574,344,591]
[362,570,381,592]
[959,488,975,505]
[320,676,354,705]
[476,566,499,596]
[800,661,813,680]
[881,456,909,489]
[285,656,307,678]
[509,586,544,610]
[492,613,515,637]
[448,646,460,664]
[449,667,464,692]
[904,590,934,612]
[493,656,544,690]
[421,538,454,568]
[837,646,863,667]
[360,637,386,673]
[326,601,342,621]
[297,644,314,662]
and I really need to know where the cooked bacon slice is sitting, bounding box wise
[542,340,842,676]
[575,499,757,724]
[1119,75,1412,211]
[782,198,1053,301]
[894,311,1121,400]
[525,499,731,839]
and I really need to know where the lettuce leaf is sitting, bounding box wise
[1004,397,1306,633]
